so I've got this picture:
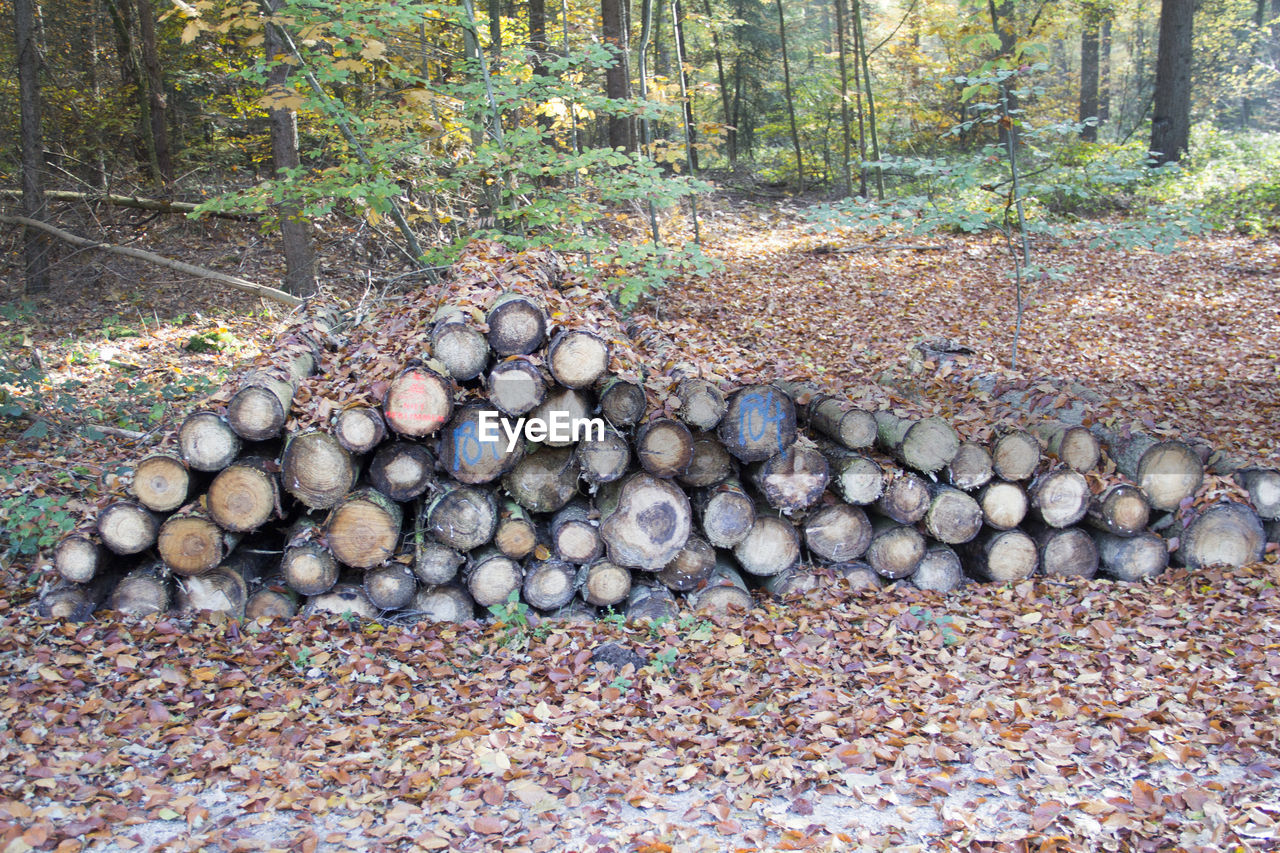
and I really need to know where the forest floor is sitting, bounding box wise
[1,198,1279,851]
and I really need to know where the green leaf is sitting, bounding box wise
[20,419,49,440]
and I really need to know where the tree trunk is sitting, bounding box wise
[910,545,964,592]
[750,440,830,512]
[158,502,236,576]
[702,0,735,167]
[1099,14,1112,125]
[369,441,437,501]
[675,378,727,431]
[979,480,1029,530]
[776,0,805,190]
[865,518,925,579]
[1085,483,1151,536]
[263,0,317,296]
[1100,430,1203,512]
[1079,3,1101,141]
[1150,0,1194,164]
[487,357,547,416]
[334,406,387,455]
[431,308,490,381]
[548,330,611,388]
[14,0,50,294]
[598,377,647,427]
[1027,523,1099,578]
[324,487,403,568]
[601,0,632,151]
[834,0,854,196]
[677,433,731,488]
[382,365,454,437]
[805,394,877,450]
[851,0,881,196]
[689,559,753,612]
[696,478,756,548]
[802,502,872,562]
[131,453,191,512]
[427,485,498,551]
[963,528,1038,582]
[1027,468,1090,528]
[656,535,714,590]
[991,429,1041,481]
[550,501,604,564]
[364,562,418,610]
[523,558,578,609]
[599,472,693,569]
[1031,421,1101,473]
[874,412,960,475]
[718,384,797,462]
[54,535,108,584]
[637,418,696,478]
[504,445,581,513]
[281,429,359,509]
[1168,502,1266,570]
[923,484,984,545]
[945,441,995,491]
[135,0,172,183]
[207,456,280,532]
[178,411,242,473]
[1091,530,1169,581]
[581,559,633,605]
[576,428,632,485]
[97,500,160,555]
[875,471,930,525]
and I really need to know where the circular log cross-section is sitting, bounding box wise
[697,479,756,549]
[427,486,498,552]
[440,404,525,485]
[580,559,633,607]
[431,310,490,381]
[333,406,387,455]
[719,385,797,462]
[282,528,340,596]
[1173,502,1266,570]
[548,330,611,389]
[690,561,754,614]
[281,430,358,510]
[413,537,465,586]
[1028,468,1090,529]
[158,508,229,576]
[530,388,594,447]
[803,502,872,563]
[97,501,160,556]
[637,418,696,479]
[1108,434,1204,512]
[750,442,830,513]
[599,473,693,570]
[109,562,171,617]
[575,428,631,486]
[465,550,524,608]
[991,430,1041,482]
[1086,484,1151,537]
[876,413,960,475]
[808,395,877,450]
[132,453,190,513]
[412,584,475,624]
[1236,468,1280,521]
[678,433,733,489]
[493,502,538,560]
[487,357,547,417]
[226,373,295,441]
[324,489,404,569]
[383,365,454,438]
[1033,526,1099,579]
[965,529,1038,582]
[523,559,578,610]
[732,513,800,577]
[945,442,994,492]
[504,446,581,514]
[551,502,603,564]
[364,563,418,611]
[306,584,378,620]
[826,451,885,505]
[923,484,984,545]
[178,411,241,472]
[911,545,964,593]
[979,481,1029,531]
[598,377,647,428]
[866,522,926,580]
[486,292,547,357]
[876,471,931,525]
[656,535,716,591]
[369,441,436,502]
[675,378,727,431]
[1034,422,1101,473]
[54,535,105,584]
[176,566,249,617]
[207,457,279,533]
[1092,530,1169,581]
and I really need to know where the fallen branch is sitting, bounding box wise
[0,189,253,220]
[0,214,303,306]
[811,243,944,253]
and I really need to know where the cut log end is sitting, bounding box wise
[523,559,578,610]
[207,459,279,532]
[599,473,693,570]
[598,378,647,428]
[911,546,964,592]
[676,378,727,431]
[946,441,994,491]
[580,559,632,607]
[282,542,340,596]
[364,563,418,610]
[97,501,159,556]
[281,430,358,510]
[178,412,242,472]
[487,358,547,416]
[992,430,1041,482]
[803,503,872,563]
[637,418,695,479]
[548,330,610,389]
[411,583,475,623]
[158,510,228,576]
[1174,502,1266,570]
[487,292,548,357]
[383,366,454,437]
[733,514,800,577]
[333,406,387,454]
[719,385,797,462]
[131,454,190,512]
[324,489,403,569]
[656,535,715,591]
[54,535,104,584]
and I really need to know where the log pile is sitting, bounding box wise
[37,244,1280,624]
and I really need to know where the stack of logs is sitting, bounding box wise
[39,248,1280,625]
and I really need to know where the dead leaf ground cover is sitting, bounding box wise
[2,199,1280,851]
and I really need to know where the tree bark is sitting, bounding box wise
[776,0,805,190]
[263,0,318,296]
[601,0,632,151]
[135,0,173,183]
[13,0,50,294]
[1150,0,1194,164]
[1079,2,1101,141]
